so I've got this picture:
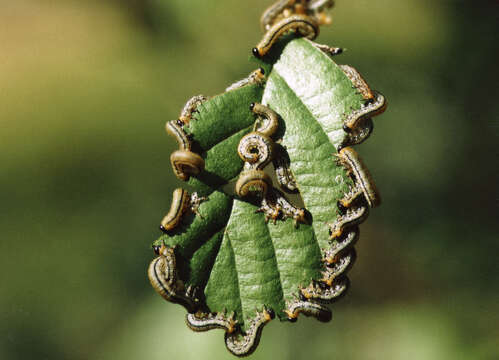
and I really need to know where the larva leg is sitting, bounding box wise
[319,248,356,286]
[190,192,207,218]
[147,245,198,313]
[224,308,274,357]
[225,68,266,92]
[253,15,319,58]
[255,194,282,224]
[170,149,205,181]
[339,117,374,149]
[285,300,332,322]
[250,102,279,138]
[337,147,381,208]
[323,226,359,263]
[186,311,238,334]
[339,65,375,103]
[179,95,207,125]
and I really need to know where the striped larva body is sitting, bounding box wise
[166,120,191,151]
[235,170,272,198]
[260,0,296,31]
[179,95,207,125]
[323,226,359,264]
[285,300,332,322]
[340,65,375,102]
[328,205,368,239]
[272,145,298,192]
[147,245,198,313]
[170,149,205,181]
[319,249,356,286]
[342,91,386,132]
[237,132,274,170]
[225,68,266,92]
[253,14,319,58]
[160,188,206,233]
[250,102,279,138]
[300,277,349,303]
[337,147,381,208]
[224,308,274,357]
[186,312,238,334]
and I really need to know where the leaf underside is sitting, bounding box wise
[154,38,368,331]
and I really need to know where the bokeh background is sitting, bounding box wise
[1,0,498,359]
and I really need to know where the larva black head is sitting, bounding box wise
[152,245,161,255]
[266,308,276,319]
[333,47,343,55]
[288,316,298,323]
[342,124,353,133]
[337,200,347,214]
[258,67,265,75]
[249,102,255,111]
[252,47,261,58]
[159,225,167,233]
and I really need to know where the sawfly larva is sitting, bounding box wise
[225,68,266,92]
[237,132,274,170]
[328,205,368,239]
[224,308,274,357]
[160,188,206,233]
[323,226,359,264]
[342,91,386,133]
[340,64,375,103]
[170,149,205,181]
[178,95,207,125]
[336,147,381,208]
[235,170,272,198]
[147,244,198,313]
[285,300,332,322]
[253,15,319,58]
[166,120,191,151]
[250,102,279,138]
[300,277,349,303]
[186,311,238,334]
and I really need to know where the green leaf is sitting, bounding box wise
[151,37,381,355]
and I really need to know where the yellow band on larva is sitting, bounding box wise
[170,149,205,181]
[186,312,238,334]
[252,14,319,58]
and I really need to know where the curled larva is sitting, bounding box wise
[300,277,349,303]
[170,149,205,181]
[250,102,279,138]
[160,189,206,233]
[342,91,386,132]
[147,244,198,313]
[328,205,368,239]
[186,312,238,334]
[235,170,272,198]
[224,308,274,357]
[237,132,274,170]
[166,120,191,151]
[225,68,266,92]
[319,249,356,286]
[252,14,319,58]
[339,116,374,149]
[337,147,381,208]
[285,300,332,322]
[272,145,298,192]
[178,95,207,125]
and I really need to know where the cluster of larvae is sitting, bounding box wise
[148,0,386,356]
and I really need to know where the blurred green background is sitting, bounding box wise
[1,0,497,359]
